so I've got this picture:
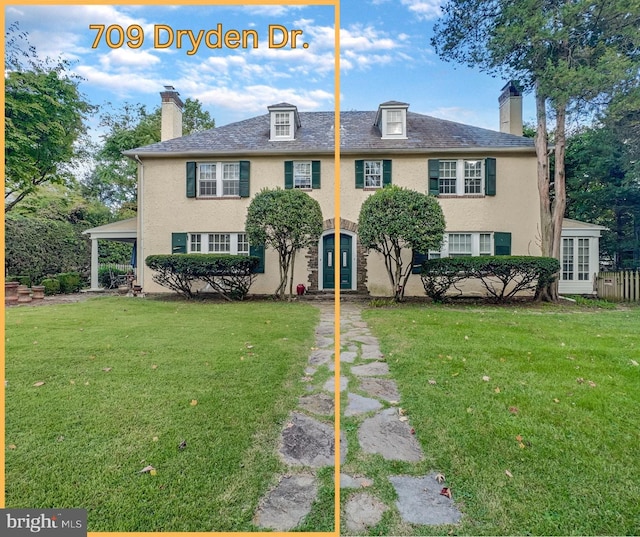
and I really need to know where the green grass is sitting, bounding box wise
[362,304,640,536]
[5,297,329,532]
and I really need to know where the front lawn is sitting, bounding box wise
[363,304,640,535]
[5,297,323,532]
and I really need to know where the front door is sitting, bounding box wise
[323,233,352,289]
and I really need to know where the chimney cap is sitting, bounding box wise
[160,86,184,110]
[499,81,522,103]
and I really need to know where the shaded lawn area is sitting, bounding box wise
[363,304,640,536]
[5,297,323,532]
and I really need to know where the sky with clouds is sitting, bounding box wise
[5,1,537,140]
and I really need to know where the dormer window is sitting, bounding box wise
[274,112,291,137]
[268,103,300,141]
[375,101,409,140]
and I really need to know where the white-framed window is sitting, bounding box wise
[464,160,483,194]
[294,161,312,189]
[431,232,495,258]
[198,162,240,198]
[364,160,383,188]
[386,110,403,135]
[270,110,295,141]
[577,238,590,280]
[562,237,591,281]
[188,232,250,255]
[479,233,492,255]
[448,233,473,257]
[562,238,574,280]
[439,159,485,196]
[274,112,291,137]
[380,107,407,139]
[439,161,457,194]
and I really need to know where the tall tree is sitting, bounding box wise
[432,0,640,299]
[245,188,323,299]
[5,23,94,212]
[85,99,215,207]
[358,186,445,302]
[565,125,640,269]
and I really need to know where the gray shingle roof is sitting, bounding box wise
[124,109,534,158]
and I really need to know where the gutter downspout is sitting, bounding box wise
[135,155,144,289]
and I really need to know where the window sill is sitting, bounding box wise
[438,194,485,199]
[363,187,382,191]
[196,196,242,200]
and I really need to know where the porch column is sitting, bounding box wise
[90,237,100,290]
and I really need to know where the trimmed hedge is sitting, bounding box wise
[145,254,260,300]
[41,278,61,296]
[57,272,82,294]
[420,256,560,302]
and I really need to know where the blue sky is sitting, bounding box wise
[5,2,537,140]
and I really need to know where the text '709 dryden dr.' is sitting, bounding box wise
[89,23,310,55]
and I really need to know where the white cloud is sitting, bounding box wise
[75,64,162,97]
[99,49,161,70]
[401,0,442,20]
[192,84,333,118]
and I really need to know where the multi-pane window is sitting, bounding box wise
[386,110,403,135]
[439,159,484,195]
[448,233,473,257]
[189,232,249,255]
[274,112,291,137]
[198,164,217,197]
[428,232,496,258]
[479,233,492,255]
[464,160,482,194]
[578,238,590,281]
[198,162,240,197]
[364,161,383,188]
[209,233,231,253]
[222,163,239,196]
[294,161,312,189]
[190,233,202,253]
[562,238,574,280]
[439,161,457,194]
[237,233,250,255]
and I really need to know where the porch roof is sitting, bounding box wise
[83,218,137,243]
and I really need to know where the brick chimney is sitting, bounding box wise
[160,85,184,141]
[499,81,523,136]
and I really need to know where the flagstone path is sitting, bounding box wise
[254,300,462,532]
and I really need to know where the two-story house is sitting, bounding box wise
[84,84,603,296]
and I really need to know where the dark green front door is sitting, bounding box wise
[323,233,352,289]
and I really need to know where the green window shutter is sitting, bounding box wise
[383,159,392,186]
[284,161,293,189]
[428,159,440,196]
[355,160,364,189]
[312,161,321,189]
[249,244,265,273]
[239,160,250,197]
[412,251,428,274]
[485,157,496,196]
[186,162,196,198]
[172,233,188,254]
[494,232,512,255]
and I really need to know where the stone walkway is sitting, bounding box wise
[253,302,342,531]
[339,302,462,534]
[253,301,462,532]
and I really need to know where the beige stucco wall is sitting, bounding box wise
[340,152,541,296]
[138,150,539,297]
[138,155,335,294]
